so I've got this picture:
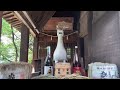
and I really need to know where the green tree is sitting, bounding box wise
[0,18,33,63]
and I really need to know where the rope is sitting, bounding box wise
[39,31,78,38]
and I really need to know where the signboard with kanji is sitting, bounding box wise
[92,65,119,79]
[88,62,119,79]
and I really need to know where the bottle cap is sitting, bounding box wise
[75,46,78,48]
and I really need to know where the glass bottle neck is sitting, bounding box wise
[73,48,81,67]
[45,55,53,66]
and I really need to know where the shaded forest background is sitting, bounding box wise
[0,18,33,63]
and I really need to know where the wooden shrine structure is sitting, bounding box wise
[0,11,93,74]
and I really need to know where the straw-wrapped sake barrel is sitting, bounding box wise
[0,62,32,79]
[31,74,89,79]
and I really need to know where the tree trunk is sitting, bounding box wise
[11,27,18,62]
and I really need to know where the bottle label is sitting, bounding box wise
[73,67,81,75]
[44,66,53,75]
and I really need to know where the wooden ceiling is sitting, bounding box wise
[2,11,80,37]
[53,11,80,17]
[3,11,22,30]
[2,11,56,36]
[27,11,56,31]
[41,11,80,35]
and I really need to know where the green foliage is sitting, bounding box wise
[28,49,33,64]
[0,19,17,62]
[2,18,12,38]
[28,34,33,64]
[0,18,34,63]
[0,43,12,62]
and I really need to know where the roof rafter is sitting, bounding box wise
[22,11,39,34]
[14,11,36,37]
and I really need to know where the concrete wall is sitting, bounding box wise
[92,11,120,72]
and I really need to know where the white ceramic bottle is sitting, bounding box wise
[53,29,67,63]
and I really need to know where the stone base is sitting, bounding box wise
[0,62,32,79]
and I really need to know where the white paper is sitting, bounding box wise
[44,66,53,75]
[91,65,119,79]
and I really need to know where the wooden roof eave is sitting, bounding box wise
[27,11,56,31]
[14,11,37,37]
[2,11,36,36]
[3,11,56,37]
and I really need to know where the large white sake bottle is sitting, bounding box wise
[53,29,67,63]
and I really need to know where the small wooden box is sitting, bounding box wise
[55,63,71,77]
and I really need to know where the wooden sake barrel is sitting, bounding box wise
[0,62,32,79]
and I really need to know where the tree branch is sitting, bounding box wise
[14,33,20,40]
[0,54,13,62]
[29,47,33,51]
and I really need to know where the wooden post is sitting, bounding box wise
[33,37,39,60]
[32,36,39,72]
[0,11,3,43]
[77,36,82,64]
[20,24,29,62]
[76,17,82,67]
[71,46,73,64]
[87,11,93,65]
[39,42,47,74]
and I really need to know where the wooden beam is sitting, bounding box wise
[14,11,36,37]
[10,20,22,25]
[3,11,12,15]
[12,25,21,28]
[12,25,21,29]
[20,24,29,62]
[0,11,3,43]
[3,14,14,19]
[5,18,18,22]
[11,22,22,26]
[43,17,74,31]
[79,11,89,37]
[38,11,56,30]
[22,11,39,34]
[7,19,19,23]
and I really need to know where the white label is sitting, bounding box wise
[44,66,53,75]
[91,65,119,79]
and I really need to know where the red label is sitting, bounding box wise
[73,67,81,75]
[73,67,87,76]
